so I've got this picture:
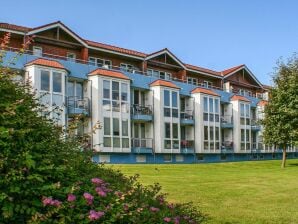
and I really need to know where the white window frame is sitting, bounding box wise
[67,52,76,62]
[147,69,172,80]
[203,80,213,88]
[88,57,112,69]
[203,95,220,151]
[33,46,43,56]
[120,63,134,72]
[187,77,198,85]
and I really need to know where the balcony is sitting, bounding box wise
[180,140,195,153]
[251,119,261,131]
[180,110,194,125]
[221,115,233,128]
[131,105,153,122]
[221,141,234,153]
[131,138,153,154]
[67,96,90,116]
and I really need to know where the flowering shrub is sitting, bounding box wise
[0,34,205,223]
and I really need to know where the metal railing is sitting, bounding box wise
[131,138,153,148]
[180,110,194,120]
[221,141,233,148]
[131,105,153,115]
[180,140,195,149]
[221,115,233,124]
[67,96,89,115]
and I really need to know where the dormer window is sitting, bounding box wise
[147,69,171,80]
[120,63,134,72]
[187,77,198,85]
[89,57,112,68]
[33,46,42,56]
[203,81,213,88]
[67,52,76,62]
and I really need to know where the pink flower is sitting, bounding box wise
[52,199,62,207]
[67,194,76,202]
[42,197,61,207]
[150,207,160,212]
[88,210,104,221]
[42,197,53,206]
[123,203,129,211]
[164,217,171,222]
[83,192,94,205]
[91,178,104,185]
[173,216,180,224]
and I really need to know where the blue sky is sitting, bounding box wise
[1,0,298,85]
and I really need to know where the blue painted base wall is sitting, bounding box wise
[92,152,298,164]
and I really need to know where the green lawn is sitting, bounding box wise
[111,159,298,224]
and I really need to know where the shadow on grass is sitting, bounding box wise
[288,163,298,166]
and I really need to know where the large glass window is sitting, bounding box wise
[165,123,171,138]
[164,90,170,107]
[103,80,110,99]
[122,119,128,136]
[104,117,110,135]
[172,123,178,139]
[112,81,119,100]
[204,126,208,141]
[121,83,128,101]
[41,70,50,91]
[172,92,178,108]
[113,118,120,136]
[53,72,62,93]
[214,99,219,114]
[203,97,208,112]
[209,98,214,113]
[240,104,245,117]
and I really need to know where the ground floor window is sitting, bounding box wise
[136,155,146,163]
[164,155,172,162]
[220,154,227,161]
[176,155,184,162]
[197,154,204,161]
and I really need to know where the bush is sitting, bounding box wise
[0,35,205,223]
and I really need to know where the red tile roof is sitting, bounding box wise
[25,58,65,70]
[0,23,31,32]
[150,80,180,89]
[0,21,268,86]
[185,64,221,76]
[89,68,130,80]
[230,95,250,102]
[257,100,268,106]
[262,84,272,89]
[221,64,245,76]
[86,40,147,58]
[191,87,220,96]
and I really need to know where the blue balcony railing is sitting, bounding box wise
[180,140,195,153]
[131,105,153,121]
[131,138,153,154]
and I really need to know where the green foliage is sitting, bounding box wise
[0,37,205,223]
[262,55,298,161]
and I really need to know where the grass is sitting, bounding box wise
[111,159,298,224]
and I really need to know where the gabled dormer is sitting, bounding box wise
[222,65,264,96]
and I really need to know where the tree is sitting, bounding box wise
[262,55,298,168]
[0,33,205,223]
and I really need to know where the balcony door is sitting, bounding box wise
[67,81,83,98]
[133,90,145,106]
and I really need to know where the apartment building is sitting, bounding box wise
[1,21,297,163]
